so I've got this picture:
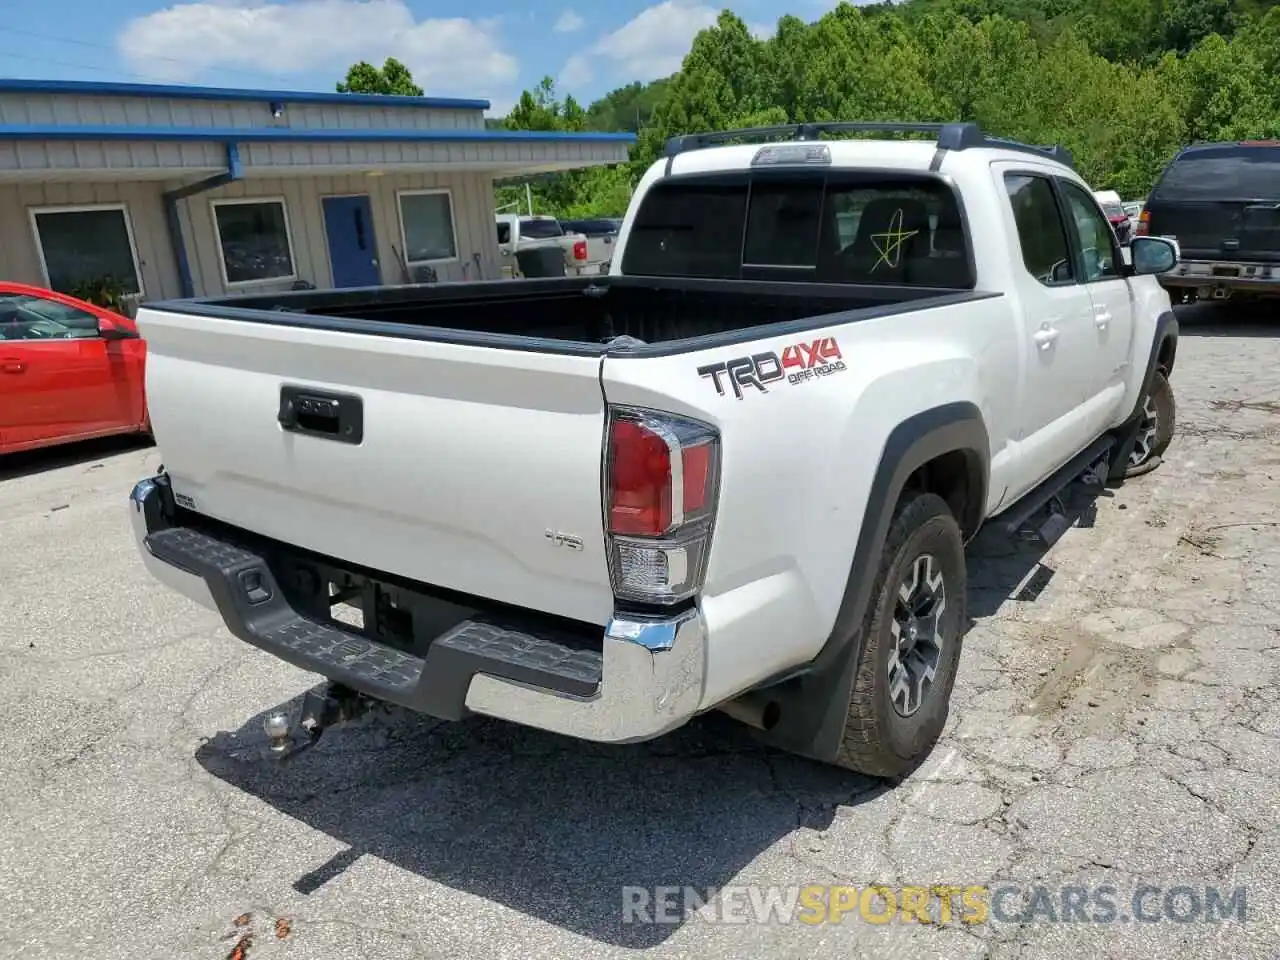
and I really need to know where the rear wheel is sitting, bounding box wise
[1122,370,1174,478]
[834,492,966,778]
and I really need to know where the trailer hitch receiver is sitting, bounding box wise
[262,683,372,761]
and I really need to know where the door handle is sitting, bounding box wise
[1032,326,1059,349]
[278,384,364,444]
[1,359,26,374]
[1094,310,1112,329]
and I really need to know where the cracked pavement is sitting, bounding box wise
[1,304,1277,959]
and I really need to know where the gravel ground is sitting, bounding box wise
[1,303,1277,959]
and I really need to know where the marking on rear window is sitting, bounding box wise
[870,209,919,271]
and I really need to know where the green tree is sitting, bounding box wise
[1161,0,1239,52]
[336,57,424,96]
[584,78,674,131]
[495,78,635,218]
[491,0,1280,218]
[503,76,586,131]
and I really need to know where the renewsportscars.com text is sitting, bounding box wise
[621,884,1249,926]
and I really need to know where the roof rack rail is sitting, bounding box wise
[662,120,1074,170]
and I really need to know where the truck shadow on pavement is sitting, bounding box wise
[965,476,1110,622]
[191,476,1113,946]
[195,707,885,947]
[1174,300,1280,338]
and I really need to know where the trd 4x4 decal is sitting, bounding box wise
[698,337,847,399]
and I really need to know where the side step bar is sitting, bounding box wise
[993,434,1115,538]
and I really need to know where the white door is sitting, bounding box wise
[997,166,1104,500]
[1056,178,1136,436]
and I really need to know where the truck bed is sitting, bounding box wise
[134,274,991,628]
[171,276,978,352]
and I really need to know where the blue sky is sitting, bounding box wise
[0,0,849,116]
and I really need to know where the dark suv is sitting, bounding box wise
[1142,140,1280,304]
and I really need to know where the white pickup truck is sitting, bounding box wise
[495,214,600,277]
[128,121,1180,777]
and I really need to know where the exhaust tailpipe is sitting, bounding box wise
[717,691,782,731]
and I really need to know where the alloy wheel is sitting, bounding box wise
[887,553,947,717]
[1129,393,1159,467]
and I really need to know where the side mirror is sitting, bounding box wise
[1129,236,1178,276]
[98,318,135,341]
[1051,260,1072,283]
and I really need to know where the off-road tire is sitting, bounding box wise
[834,492,967,778]
[1122,370,1175,479]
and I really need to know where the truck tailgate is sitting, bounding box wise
[136,307,614,625]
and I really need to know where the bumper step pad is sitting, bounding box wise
[144,525,602,716]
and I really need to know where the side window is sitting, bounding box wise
[1059,182,1119,281]
[0,293,100,341]
[1004,173,1074,286]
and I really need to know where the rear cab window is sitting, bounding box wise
[620,172,974,288]
[519,218,565,239]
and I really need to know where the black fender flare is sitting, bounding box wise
[756,400,990,763]
[1108,309,1178,478]
[1134,309,1179,416]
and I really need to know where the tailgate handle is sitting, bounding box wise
[278,385,364,444]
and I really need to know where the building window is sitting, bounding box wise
[29,205,143,299]
[398,190,458,264]
[211,198,297,285]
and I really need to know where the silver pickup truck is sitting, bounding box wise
[496,214,600,277]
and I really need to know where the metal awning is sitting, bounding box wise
[0,124,635,181]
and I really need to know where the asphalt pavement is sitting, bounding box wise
[1,302,1277,959]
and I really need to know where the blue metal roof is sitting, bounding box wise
[0,123,637,145]
[0,77,490,111]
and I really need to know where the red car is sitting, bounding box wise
[1099,200,1133,245]
[0,282,149,455]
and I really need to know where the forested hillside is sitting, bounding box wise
[496,0,1280,217]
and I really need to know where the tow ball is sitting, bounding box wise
[262,683,372,761]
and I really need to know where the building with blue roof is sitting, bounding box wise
[0,79,635,299]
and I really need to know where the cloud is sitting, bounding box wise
[553,9,585,33]
[484,95,519,119]
[117,0,518,96]
[558,53,593,89]
[558,0,719,91]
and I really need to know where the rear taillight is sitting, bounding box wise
[605,407,720,605]
[573,240,588,260]
[1136,209,1150,237]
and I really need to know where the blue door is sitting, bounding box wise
[322,195,381,288]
